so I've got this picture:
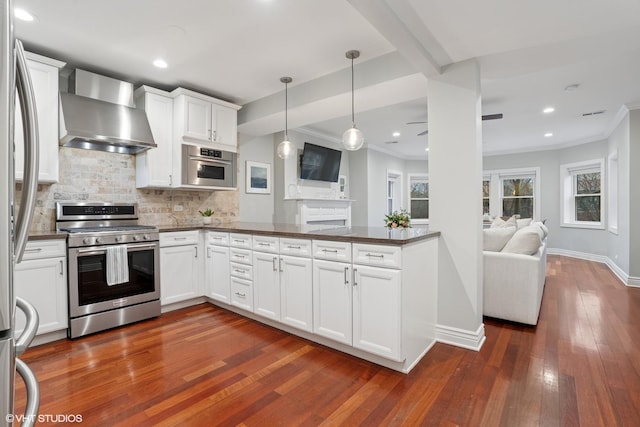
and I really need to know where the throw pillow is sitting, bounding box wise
[491,216,517,229]
[501,226,542,255]
[532,221,549,239]
[483,226,516,251]
[516,218,532,229]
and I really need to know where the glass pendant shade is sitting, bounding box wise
[277,138,293,159]
[342,127,364,151]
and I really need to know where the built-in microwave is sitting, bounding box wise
[182,144,237,188]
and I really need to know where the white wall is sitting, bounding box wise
[607,112,630,275]
[629,109,640,278]
[238,134,275,223]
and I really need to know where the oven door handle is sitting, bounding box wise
[76,243,158,255]
[190,156,232,166]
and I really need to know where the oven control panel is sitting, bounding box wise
[68,231,159,248]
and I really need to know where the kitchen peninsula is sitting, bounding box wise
[160,223,440,373]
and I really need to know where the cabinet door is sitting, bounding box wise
[352,265,402,361]
[252,251,280,321]
[212,104,237,149]
[14,257,67,335]
[160,245,200,305]
[312,259,352,345]
[15,59,60,183]
[183,96,212,142]
[206,244,230,303]
[280,255,312,332]
[136,91,173,188]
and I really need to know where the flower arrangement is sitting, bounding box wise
[384,209,411,228]
[198,209,214,217]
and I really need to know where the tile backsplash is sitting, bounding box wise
[17,147,238,231]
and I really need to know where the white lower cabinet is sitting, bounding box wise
[252,251,281,321]
[352,265,401,360]
[160,232,201,305]
[230,277,253,311]
[206,244,230,303]
[312,259,352,345]
[279,255,313,332]
[14,240,68,336]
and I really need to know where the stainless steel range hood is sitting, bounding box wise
[59,69,156,154]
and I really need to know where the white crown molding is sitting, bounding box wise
[603,105,630,138]
[436,323,485,351]
[626,101,640,111]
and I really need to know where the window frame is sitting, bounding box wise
[407,173,429,225]
[607,151,618,235]
[560,158,605,229]
[386,170,402,215]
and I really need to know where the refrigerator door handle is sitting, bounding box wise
[14,297,39,357]
[15,358,40,427]
[13,39,39,264]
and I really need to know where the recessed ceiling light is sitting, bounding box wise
[153,59,168,69]
[14,8,35,21]
[392,132,400,137]
[543,107,555,114]
[544,132,553,138]
[425,148,429,152]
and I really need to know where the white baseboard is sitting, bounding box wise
[436,323,485,351]
[547,248,640,287]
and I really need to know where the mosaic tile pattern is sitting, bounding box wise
[16,147,238,231]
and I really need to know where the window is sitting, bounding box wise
[408,174,428,224]
[482,178,490,214]
[561,159,605,229]
[386,170,402,214]
[608,151,618,234]
[483,168,540,220]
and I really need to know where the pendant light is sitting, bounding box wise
[277,76,293,159]
[342,50,364,151]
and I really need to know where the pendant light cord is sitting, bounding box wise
[351,56,355,128]
[285,81,288,138]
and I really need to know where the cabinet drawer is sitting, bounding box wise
[312,240,351,262]
[20,239,66,261]
[160,231,199,247]
[230,248,252,265]
[230,233,252,249]
[230,277,253,311]
[230,262,253,281]
[352,244,402,269]
[279,238,311,258]
[252,235,279,253]
[207,231,229,246]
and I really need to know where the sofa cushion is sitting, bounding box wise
[501,225,543,255]
[491,216,517,228]
[483,226,516,251]
[516,218,532,229]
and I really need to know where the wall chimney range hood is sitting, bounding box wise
[59,69,156,154]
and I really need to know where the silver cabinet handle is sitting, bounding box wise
[323,248,338,254]
[233,254,245,259]
[174,237,187,241]
[213,129,217,141]
[59,259,64,275]
[287,245,301,249]
[279,257,283,272]
[194,246,198,258]
[233,268,246,274]
[344,266,349,285]
[15,297,39,356]
[353,268,358,287]
[366,253,384,259]
[235,291,246,298]
[258,242,270,246]
[15,358,40,427]
[207,247,211,258]
[272,256,277,271]
[24,247,42,253]
[14,39,39,264]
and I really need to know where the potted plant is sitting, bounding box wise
[199,208,214,225]
[384,209,411,228]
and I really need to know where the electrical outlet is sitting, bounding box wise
[173,205,184,212]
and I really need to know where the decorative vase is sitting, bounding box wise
[202,216,212,225]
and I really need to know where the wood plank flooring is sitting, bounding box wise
[13,255,640,426]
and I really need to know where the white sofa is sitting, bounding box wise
[482,219,548,325]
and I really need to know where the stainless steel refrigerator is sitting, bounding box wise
[2,0,41,425]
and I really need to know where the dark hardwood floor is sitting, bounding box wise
[14,255,640,426]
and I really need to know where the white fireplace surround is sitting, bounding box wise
[287,198,353,227]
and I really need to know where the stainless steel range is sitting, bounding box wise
[56,202,160,338]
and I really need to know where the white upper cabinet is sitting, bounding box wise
[15,53,65,183]
[171,88,241,152]
[134,86,174,188]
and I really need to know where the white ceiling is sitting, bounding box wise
[13,0,640,159]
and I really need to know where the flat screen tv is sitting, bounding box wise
[299,142,342,182]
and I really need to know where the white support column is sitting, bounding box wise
[428,59,485,350]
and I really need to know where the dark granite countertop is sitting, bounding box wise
[27,231,68,241]
[160,222,439,245]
